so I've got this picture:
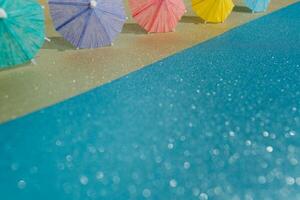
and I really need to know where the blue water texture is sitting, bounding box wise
[0,3,299,200]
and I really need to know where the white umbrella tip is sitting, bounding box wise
[44,37,51,42]
[0,8,7,19]
[31,59,37,65]
[90,0,97,8]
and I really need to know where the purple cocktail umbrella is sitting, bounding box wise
[48,0,126,49]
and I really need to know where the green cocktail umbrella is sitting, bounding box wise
[0,0,45,68]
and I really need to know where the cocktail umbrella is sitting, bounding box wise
[192,0,234,23]
[48,0,126,49]
[0,0,45,68]
[129,0,186,33]
[245,0,270,13]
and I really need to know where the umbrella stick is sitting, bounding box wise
[44,37,51,42]
[31,59,37,65]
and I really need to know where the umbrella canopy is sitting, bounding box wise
[129,0,186,33]
[245,0,270,12]
[192,0,234,23]
[48,0,126,49]
[0,0,45,68]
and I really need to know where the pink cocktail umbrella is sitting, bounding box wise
[129,0,186,33]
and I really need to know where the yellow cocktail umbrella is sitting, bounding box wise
[192,0,234,23]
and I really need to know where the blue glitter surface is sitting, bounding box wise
[0,3,299,200]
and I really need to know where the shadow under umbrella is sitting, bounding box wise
[42,37,75,51]
[122,23,147,35]
[0,63,30,72]
[180,16,205,24]
[233,5,252,13]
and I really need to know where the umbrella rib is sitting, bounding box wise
[164,1,172,30]
[148,0,164,32]
[168,0,184,13]
[192,0,203,7]
[254,0,258,10]
[77,10,92,47]
[164,1,178,30]
[94,14,112,43]
[2,22,31,60]
[56,7,90,31]
[132,1,156,17]
[48,1,89,7]
[97,8,126,21]
[165,1,179,19]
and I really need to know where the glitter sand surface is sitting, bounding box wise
[0,0,297,123]
[0,2,299,200]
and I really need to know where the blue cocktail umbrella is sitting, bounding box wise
[0,0,45,68]
[244,0,271,13]
[48,0,127,49]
